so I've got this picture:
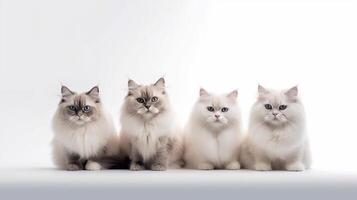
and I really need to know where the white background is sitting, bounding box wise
[0,0,356,171]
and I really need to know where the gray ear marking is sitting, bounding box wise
[128,79,140,96]
[86,86,99,96]
[86,86,100,102]
[199,88,209,97]
[285,86,298,98]
[61,85,74,97]
[154,77,165,88]
[128,79,140,89]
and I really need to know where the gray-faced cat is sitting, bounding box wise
[52,86,117,170]
[119,78,183,171]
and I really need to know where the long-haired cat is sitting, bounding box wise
[240,85,311,171]
[119,78,183,171]
[184,88,242,170]
[52,86,118,170]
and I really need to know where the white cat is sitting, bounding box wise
[240,85,311,171]
[119,78,183,171]
[184,88,242,170]
[52,86,117,171]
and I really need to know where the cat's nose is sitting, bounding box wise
[145,105,151,109]
[272,113,278,116]
[215,114,220,118]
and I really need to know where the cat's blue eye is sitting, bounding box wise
[279,105,287,110]
[136,98,145,103]
[264,104,272,110]
[82,106,91,112]
[221,107,229,112]
[207,106,214,112]
[68,105,76,111]
[151,96,158,102]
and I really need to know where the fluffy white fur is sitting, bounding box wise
[119,78,183,170]
[184,88,242,170]
[240,85,311,171]
[52,86,117,170]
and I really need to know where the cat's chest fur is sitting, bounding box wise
[54,121,111,158]
[252,124,305,158]
[192,126,239,166]
[122,115,174,161]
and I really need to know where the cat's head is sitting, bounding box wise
[124,77,169,119]
[251,85,304,127]
[57,85,101,125]
[192,88,240,129]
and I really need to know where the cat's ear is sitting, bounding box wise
[61,85,74,97]
[128,79,140,96]
[199,88,210,97]
[154,77,165,88]
[86,86,100,100]
[285,86,298,99]
[258,84,269,95]
[128,79,139,90]
[227,90,238,99]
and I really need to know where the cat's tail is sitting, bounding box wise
[93,155,130,170]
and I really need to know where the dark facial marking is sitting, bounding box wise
[141,89,152,102]
[129,86,165,113]
[138,88,157,109]
[66,95,94,117]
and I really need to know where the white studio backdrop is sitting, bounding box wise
[0,0,356,171]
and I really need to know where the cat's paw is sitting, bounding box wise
[66,163,81,171]
[169,163,182,169]
[254,162,272,171]
[225,161,241,170]
[197,163,214,170]
[85,161,102,171]
[151,164,167,171]
[169,160,184,169]
[130,163,145,171]
[286,162,305,171]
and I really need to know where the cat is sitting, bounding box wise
[52,85,118,170]
[240,85,311,171]
[183,88,242,170]
[119,78,183,171]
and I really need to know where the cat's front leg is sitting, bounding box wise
[285,161,305,171]
[150,137,169,171]
[85,160,102,171]
[225,160,241,170]
[66,153,84,171]
[253,152,271,171]
[129,145,145,171]
[254,162,272,171]
[197,162,214,170]
[284,149,305,171]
